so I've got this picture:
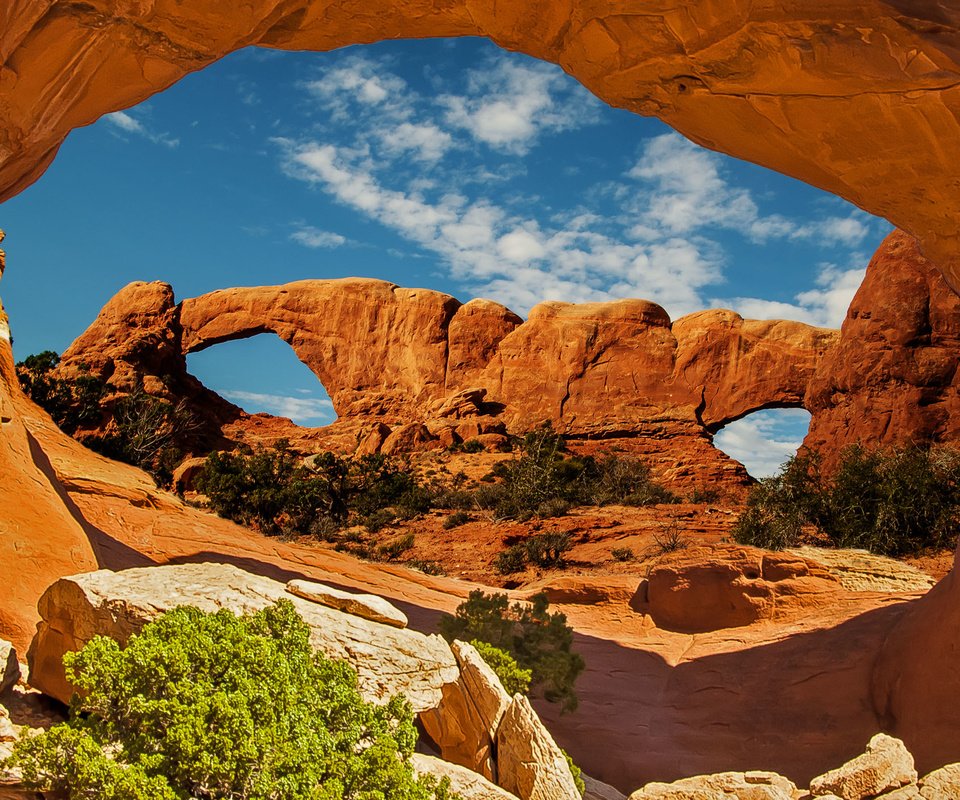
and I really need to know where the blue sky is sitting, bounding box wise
[0,38,890,476]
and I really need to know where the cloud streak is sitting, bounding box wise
[220,390,335,425]
[105,111,179,148]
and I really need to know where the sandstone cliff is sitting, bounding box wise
[803,230,960,468]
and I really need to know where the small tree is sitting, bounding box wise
[3,600,455,800]
[440,590,584,712]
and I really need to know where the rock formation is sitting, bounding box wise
[0,251,100,651]
[639,545,842,633]
[804,230,960,468]
[58,277,841,493]
[26,562,582,800]
[28,562,458,711]
[4,3,960,292]
[808,733,916,800]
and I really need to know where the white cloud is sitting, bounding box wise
[275,58,881,321]
[716,261,866,328]
[220,390,335,425]
[627,133,872,249]
[714,408,811,478]
[378,122,453,162]
[290,225,347,249]
[104,110,179,148]
[278,138,727,316]
[439,59,601,154]
[304,57,409,120]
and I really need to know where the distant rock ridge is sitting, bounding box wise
[57,277,837,495]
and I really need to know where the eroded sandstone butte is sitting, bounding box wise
[58,276,839,494]
[4,3,960,290]
[804,229,960,468]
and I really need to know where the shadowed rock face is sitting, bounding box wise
[4,3,960,286]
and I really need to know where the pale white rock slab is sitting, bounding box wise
[285,578,408,628]
[496,694,581,800]
[28,563,456,712]
[411,753,520,799]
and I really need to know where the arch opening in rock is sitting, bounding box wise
[713,407,812,480]
[186,332,337,427]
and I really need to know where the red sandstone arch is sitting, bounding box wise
[3,2,960,288]
[2,2,960,781]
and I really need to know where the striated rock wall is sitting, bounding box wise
[804,230,960,468]
[4,2,960,292]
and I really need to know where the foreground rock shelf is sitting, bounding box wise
[5,567,960,800]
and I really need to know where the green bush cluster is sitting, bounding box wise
[440,590,584,712]
[468,639,532,696]
[471,424,677,521]
[2,601,456,800]
[493,532,574,574]
[197,443,427,537]
[734,445,960,556]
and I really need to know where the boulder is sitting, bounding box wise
[916,763,960,800]
[285,579,408,628]
[421,640,511,781]
[809,734,917,800]
[0,641,17,695]
[496,694,581,800]
[27,563,457,711]
[642,545,841,633]
[628,771,797,799]
[411,754,520,800]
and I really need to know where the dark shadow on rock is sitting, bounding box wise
[535,599,922,794]
[26,431,156,570]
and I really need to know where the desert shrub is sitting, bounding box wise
[460,439,484,454]
[443,511,472,530]
[434,488,475,511]
[440,590,585,712]
[2,600,455,800]
[16,351,106,433]
[652,519,689,554]
[378,532,415,561]
[493,544,528,575]
[469,640,531,696]
[535,497,573,518]
[524,531,573,569]
[688,486,722,504]
[198,445,431,538]
[365,508,397,533]
[610,546,634,562]
[460,424,676,520]
[87,385,198,485]
[407,559,446,576]
[734,445,960,556]
[16,353,193,485]
[562,750,586,797]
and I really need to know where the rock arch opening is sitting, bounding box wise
[186,333,336,427]
[713,407,812,480]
